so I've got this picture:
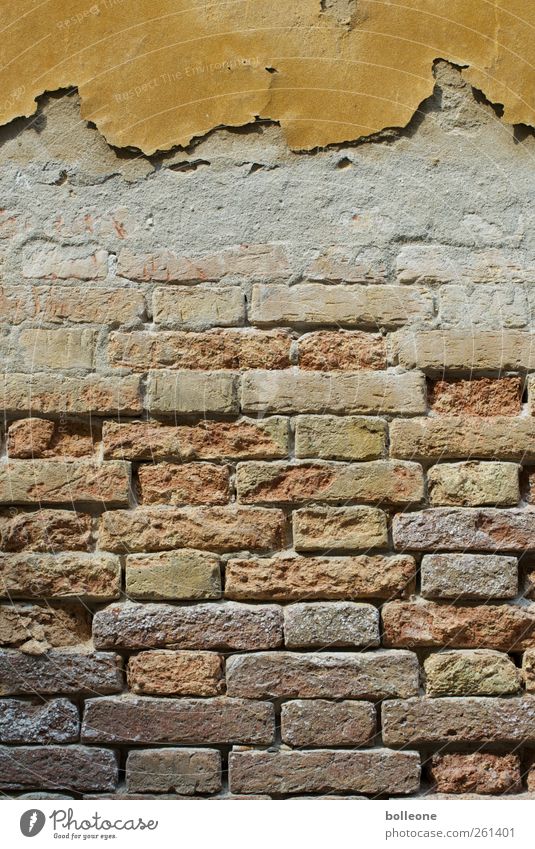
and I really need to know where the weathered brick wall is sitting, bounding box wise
[1,66,535,799]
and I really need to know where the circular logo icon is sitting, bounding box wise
[20,810,46,837]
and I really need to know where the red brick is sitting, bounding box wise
[429,754,521,795]
[0,509,92,553]
[383,600,535,650]
[429,377,522,416]
[127,650,224,696]
[138,463,229,505]
[298,331,386,370]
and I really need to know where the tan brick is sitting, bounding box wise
[118,244,288,282]
[93,601,283,651]
[293,506,388,551]
[147,370,238,414]
[236,460,423,506]
[393,507,535,552]
[226,650,419,699]
[0,460,130,506]
[295,415,387,461]
[32,285,145,326]
[298,331,386,370]
[0,650,123,696]
[82,696,274,745]
[13,328,96,370]
[127,650,224,696]
[383,600,535,650]
[22,243,108,280]
[522,649,535,693]
[98,506,284,553]
[138,462,229,506]
[305,247,386,283]
[439,284,528,329]
[0,603,90,651]
[0,552,120,601]
[103,417,289,461]
[0,746,117,792]
[153,286,244,329]
[424,650,521,697]
[0,698,79,744]
[125,550,221,600]
[0,285,30,324]
[391,417,535,462]
[7,419,96,459]
[109,329,290,370]
[281,700,376,747]
[528,376,535,414]
[242,370,426,415]
[391,329,535,373]
[0,509,92,553]
[382,697,535,745]
[225,554,416,601]
[284,602,379,648]
[126,749,221,795]
[429,753,521,795]
[396,244,535,286]
[421,554,518,600]
[429,377,522,416]
[250,284,433,328]
[229,749,420,796]
[428,462,520,507]
[1,373,141,415]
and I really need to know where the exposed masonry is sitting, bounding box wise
[1,65,535,800]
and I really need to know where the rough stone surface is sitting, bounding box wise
[0,461,131,506]
[292,506,388,551]
[522,649,535,693]
[390,418,535,462]
[298,331,387,370]
[424,650,522,697]
[0,604,91,652]
[391,330,535,373]
[109,329,290,370]
[236,461,424,506]
[226,651,419,700]
[126,749,221,795]
[0,510,92,553]
[283,602,380,649]
[82,696,274,745]
[393,508,535,552]
[7,418,96,459]
[127,651,224,696]
[242,370,426,415]
[0,698,79,744]
[427,462,520,507]
[0,746,118,792]
[420,554,518,600]
[429,377,522,416]
[429,754,522,795]
[0,553,121,601]
[225,555,416,601]
[294,416,387,461]
[281,700,377,748]
[229,749,420,796]
[383,600,535,650]
[93,602,283,651]
[382,697,535,746]
[125,550,221,600]
[98,506,285,553]
[138,463,229,506]
[0,650,123,696]
[147,370,238,415]
[103,418,289,461]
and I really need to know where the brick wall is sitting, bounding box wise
[1,237,535,800]
[1,62,534,799]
